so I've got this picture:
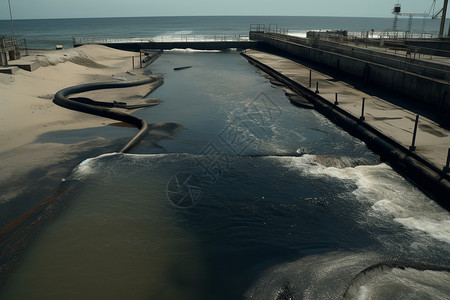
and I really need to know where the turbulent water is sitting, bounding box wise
[0,51,449,299]
[0,15,443,49]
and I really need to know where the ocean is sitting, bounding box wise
[0,16,449,299]
[0,15,444,49]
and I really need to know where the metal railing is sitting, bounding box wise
[375,30,436,39]
[16,38,28,56]
[0,36,18,51]
[250,24,289,34]
[253,32,450,82]
[73,35,250,45]
[1,36,27,65]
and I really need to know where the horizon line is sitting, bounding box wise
[0,14,406,22]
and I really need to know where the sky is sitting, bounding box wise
[0,0,446,20]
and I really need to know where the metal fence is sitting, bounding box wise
[16,38,28,56]
[1,36,28,64]
[0,36,16,50]
[250,24,289,34]
[73,35,250,45]
[349,30,435,40]
[252,32,450,83]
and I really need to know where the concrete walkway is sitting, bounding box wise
[347,42,450,69]
[243,49,450,172]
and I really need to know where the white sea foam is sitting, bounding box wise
[151,30,193,41]
[394,217,450,244]
[245,251,381,300]
[69,152,119,180]
[164,48,222,53]
[275,155,450,245]
[171,30,194,35]
[288,31,307,38]
[347,268,450,300]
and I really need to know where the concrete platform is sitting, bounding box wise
[251,33,450,117]
[14,62,40,72]
[0,66,19,75]
[2,52,42,73]
[242,49,450,205]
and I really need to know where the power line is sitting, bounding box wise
[8,0,16,39]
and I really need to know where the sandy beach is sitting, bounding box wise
[0,45,161,213]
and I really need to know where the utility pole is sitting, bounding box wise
[448,1,450,37]
[8,0,16,40]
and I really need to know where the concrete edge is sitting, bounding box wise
[241,51,450,209]
[15,62,40,72]
[74,41,260,52]
[0,66,19,75]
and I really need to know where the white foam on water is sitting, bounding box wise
[245,251,381,300]
[347,268,450,300]
[354,286,370,300]
[288,31,307,38]
[164,48,223,53]
[394,217,450,244]
[69,152,119,180]
[171,30,194,35]
[274,155,450,245]
[152,30,193,40]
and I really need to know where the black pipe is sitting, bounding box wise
[53,78,157,153]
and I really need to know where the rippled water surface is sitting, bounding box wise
[1,52,449,300]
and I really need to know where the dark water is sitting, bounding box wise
[0,16,443,49]
[0,52,449,299]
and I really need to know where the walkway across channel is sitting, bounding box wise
[241,49,450,206]
[73,36,259,51]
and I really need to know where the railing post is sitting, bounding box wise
[444,148,450,173]
[334,93,338,105]
[309,70,312,88]
[139,51,142,68]
[24,38,28,56]
[315,81,319,94]
[360,97,366,121]
[409,114,419,151]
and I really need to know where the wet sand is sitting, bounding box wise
[0,45,163,234]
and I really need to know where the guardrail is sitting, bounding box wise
[73,35,250,46]
[252,32,450,82]
[250,24,289,34]
[342,30,436,40]
[262,30,450,60]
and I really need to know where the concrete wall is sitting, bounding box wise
[241,51,450,207]
[252,33,450,118]
[75,41,259,52]
[402,40,450,56]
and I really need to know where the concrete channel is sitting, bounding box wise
[250,32,450,121]
[73,35,450,207]
[241,49,450,209]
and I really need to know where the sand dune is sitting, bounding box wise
[0,45,155,153]
[0,45,160,204]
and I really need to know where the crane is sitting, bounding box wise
[429,0,449,37]
[392,1,449,37]
[430,0,446,19]
[440,0,449,37]
[392,3,430,33]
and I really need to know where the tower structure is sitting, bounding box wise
[392,2,432,35]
